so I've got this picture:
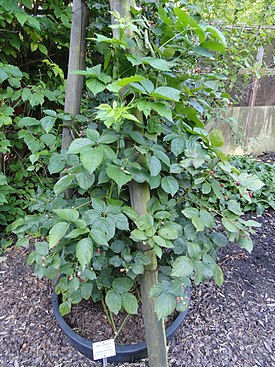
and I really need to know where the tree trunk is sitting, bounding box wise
[109,1,168,366]
[61,0,88,198]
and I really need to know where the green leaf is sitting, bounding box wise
[209,129,224,147]
[122,292,138,314]
[26,16,40,31]
[206,26,227,47]
[112,278,133,293]
[192,216,205,231]
[147,175,160,190]
[69,277,80,292]
[0,174,7,185]
[152,236,167,247]
[76,171,95,190]
[84,268,97,280]
[143,57,175,71]
[106,165,132,190]
[238,236,253,253]
[49,222,70,249]
[86,77,106,95]
[228,200,242,215]
[213,265,224,286]
[68,138,93,154]
[59,301,71,316]
[66,228,89,239]
[54,175,74,195]
[99,131,118,144]
[41,116,55,133]
[153,149,170,166]
[174,7,189,26]
[151,102,173,121]
[210,232,228,247]
[131,263,144,275]
[153,236,171,248]
[222,218,238,233]
[130,229,147,242]
[200,210,214,228]
[80,146,103,173]
[211,179,223,199]
[155,293,176,320]
[16,13,27,26]
[18,117,40,127]
[187,242,201,259]
[200,40,226,53]
[90,228,109,245]
[84,130,99,144]
[48,153,65,174]
[202,182,211,194]
[122,206,139,221]
[80,283,93,300]
[129,131,148,145]
[35,242,49,256]
[22,0,32,9]
[240,220,261,228]
[171,256,194,278]
[150,87,181,102]
[161,176,179,196]
[117,75,146,87]
[238,173,264,191]
[53,209,79,222]
[171,137,185,156]
[105,290,122,315]
[159,224,179,240]
[39,44,48,55]
[182,207,199,219]
[148,156,161,177]
[76,238,93,270]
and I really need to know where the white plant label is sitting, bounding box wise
[93,339,116,360]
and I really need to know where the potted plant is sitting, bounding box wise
[11,1,263,365]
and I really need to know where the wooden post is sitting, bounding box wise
[61,0,88,198]
[129,181,168,367]
[109,1,168,366]
[62,0,88,153]
[244,46,264,150]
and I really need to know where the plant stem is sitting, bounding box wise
[101,296,117,334]
[114,313,130,340]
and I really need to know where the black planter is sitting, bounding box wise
[52,286,191,363]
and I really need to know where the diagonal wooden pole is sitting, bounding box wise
[61,0,88,198]
[109,1,168,366]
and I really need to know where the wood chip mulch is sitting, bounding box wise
[0,209,274,367]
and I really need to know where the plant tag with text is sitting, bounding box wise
[93,339,116,360]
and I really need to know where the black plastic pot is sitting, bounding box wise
[52,286,191,363]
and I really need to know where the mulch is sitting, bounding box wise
[0,153,274,367]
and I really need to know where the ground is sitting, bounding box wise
[0,208,274,367]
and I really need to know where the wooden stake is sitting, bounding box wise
[62,0,88,148]
[109,1,168,366]
[61,0,88,198]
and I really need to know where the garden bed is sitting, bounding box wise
[0,209,274,367]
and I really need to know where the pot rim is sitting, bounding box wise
[52,286,191,362]
[52,283,191,358]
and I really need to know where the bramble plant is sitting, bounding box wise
[220,156,275,215]
[10,3,266,325]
